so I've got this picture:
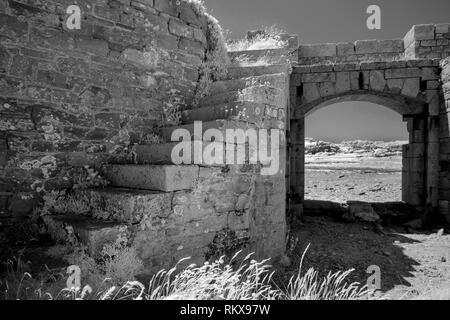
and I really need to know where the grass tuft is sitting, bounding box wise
[227,26,287,52]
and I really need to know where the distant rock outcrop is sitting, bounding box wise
[305,138,407,157]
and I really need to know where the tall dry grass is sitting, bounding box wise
[1,248,371,300]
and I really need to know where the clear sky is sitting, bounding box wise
[206,0,450,142]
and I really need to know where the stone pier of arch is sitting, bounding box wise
[287,23,450,225]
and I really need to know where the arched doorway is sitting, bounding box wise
[288,91,434,217]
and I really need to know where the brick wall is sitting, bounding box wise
[0,0,208,216]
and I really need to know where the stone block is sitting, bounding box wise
[347,201,380,222]
[350,71,360,90]
[318,81,336,97]
[378,39,404,53]
[335,72,351,93]
[421,67,439,80]
[401,78,420,98]
[426,90,440,116]
[302,72,336,83]
[337,42,355,56]
[0,13,28,42]
[154,0,179,16]
[105,165,200,192]
[333,63,360,72]
[385,68,422,79]
[179,2,201,26]
[355,40,378,54]
[89,188,172,223]
[298,43,337,57]
[404,24,436,48]
[169,18,193,38]
[75,37,109,56]
[387,78,404,93]
[9,55,36,79]
[369,70,386,91]
[44,214,126,257]
[302,82,321,102]
[309,64,333,73]
[436,23,450,34]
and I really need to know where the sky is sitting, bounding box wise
[205,0,450,142]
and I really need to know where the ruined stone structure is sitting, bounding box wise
[288,24,450,225]
[0,0,449,273]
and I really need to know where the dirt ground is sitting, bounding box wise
[283,215,450,299]
[305,154,402,203]
[291,152,450,299]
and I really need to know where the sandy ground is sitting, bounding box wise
[284,215,450,299]
[287,152,450,299]
[305,153,402,203]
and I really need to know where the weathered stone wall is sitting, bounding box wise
[298,23,450,65]
[0,0,207,217]
[289,24,450,224]
[404,24,450,60]
[0,0,292,272]
[43,51,291,271]
[298,39,405,65]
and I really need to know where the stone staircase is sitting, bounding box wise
[44,52,291,272]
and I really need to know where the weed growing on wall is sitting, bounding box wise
[227,25,288,52]
[184,0,230,106]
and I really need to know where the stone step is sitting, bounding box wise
[160,119,261,143]
[199,86,283,107]
[104,165,199,192]
[133,140,255,166]
[209,73,286,95]
[181,101,264,124]
[50,188,172,224]
[43,214,126,257]
[225,64,289,80]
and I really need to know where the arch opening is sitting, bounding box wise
[304,101,407,204]
[289,92,430,218]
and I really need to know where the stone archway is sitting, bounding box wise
[285,23,450,222]
[289,91,429,216]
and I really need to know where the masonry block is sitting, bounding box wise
[369,70,386,91]
[44,214,126,257]
[385,68,422,79]
[355,40,378,54]
[404,24,436,48]
[401,78,420,98]
[105,165,199,192]
[378,39,404,53]
[337,42,355,56]
[298,44,337,57]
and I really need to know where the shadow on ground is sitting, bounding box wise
[277,212,450,299]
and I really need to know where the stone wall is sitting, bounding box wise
[404,24,450,60]
[0,0,208,217]
[298,23,450,65]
